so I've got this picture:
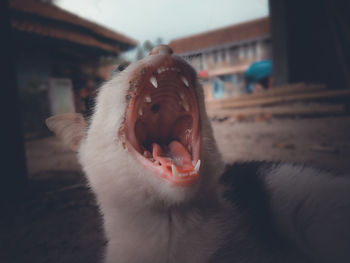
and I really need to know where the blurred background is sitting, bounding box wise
[1,0,350,262]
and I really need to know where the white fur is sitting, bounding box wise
[74,54,350,263]
[78,58,230,263]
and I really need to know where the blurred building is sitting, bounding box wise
[169,17,271,100]
[9,0,137,133]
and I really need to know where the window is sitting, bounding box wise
[243,44,249,58]
[220,49,226,62]
[229,46,238,64]
[220,74,234,83]
[236,73,243,83]
[212,50,218,63]
[238,45,245,59]
[186,53,203,72]
[251,42,257,57]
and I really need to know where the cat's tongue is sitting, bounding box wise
[152,141,194,173]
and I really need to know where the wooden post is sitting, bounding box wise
[269,0,350,89]
[268,0,291,86]
[0,0,28,208]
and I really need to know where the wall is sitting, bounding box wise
[15,48,52,133]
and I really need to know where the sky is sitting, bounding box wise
[56,0,269,45]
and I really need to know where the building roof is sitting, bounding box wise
[10,0,137,55]
[169,17,270,54]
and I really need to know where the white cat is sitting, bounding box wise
[47,45,350,263]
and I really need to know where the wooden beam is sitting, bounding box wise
[207,89,350,110]
[208,104,345,118]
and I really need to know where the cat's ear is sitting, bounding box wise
[46,113,87,152]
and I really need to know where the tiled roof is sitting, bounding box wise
[10,0,137,54]
[169,17,270,54]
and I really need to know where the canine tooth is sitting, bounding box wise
[180,92,185,100]
[150,76,158,88]
[145,95,152,103]
[183,100,189,111]
[138,108,143,116]
[194,160,201,172]
[172,164,179,177]
[187,145,192,153]
[181,76,189,87]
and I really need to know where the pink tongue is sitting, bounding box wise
[152,141,193,171]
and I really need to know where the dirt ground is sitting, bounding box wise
[1,116,350,263]
[214,116,350,173]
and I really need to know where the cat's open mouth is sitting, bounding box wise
[122,51,201,186]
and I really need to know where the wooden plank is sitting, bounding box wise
[207,89,350,110]
[208,104,345,118]
[250,83,326,98]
